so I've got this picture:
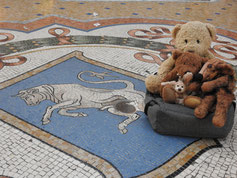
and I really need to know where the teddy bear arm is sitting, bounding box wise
[158,56,175,79]
[161,81,176,86]
[162,69,178,83]
[183,72,193,84]
[145,74,162,94]
[187,82,201,93]
[201,75,229,93]
[145,56,175,94]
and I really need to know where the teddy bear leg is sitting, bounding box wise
[194,95,216,119]
[212,89,235,128]
[161,84,176,104]
[145,74,162,94]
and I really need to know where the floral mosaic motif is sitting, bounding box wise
[1,26,235,71]
[48,28,72,45]
[128,26,174,65]
[0,27,167,71]
[0,33,14,42]
[134,52,163,65]
[128,26,172,40]
[0,55,27,70]
[211,36,237,61]
[0,33,27,69]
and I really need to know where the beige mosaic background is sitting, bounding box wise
[0,0,236,31]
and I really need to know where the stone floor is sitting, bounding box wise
[0,0,236,178]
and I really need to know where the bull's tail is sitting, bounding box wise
[77,71,135,90]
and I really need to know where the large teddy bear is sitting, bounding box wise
[145,21,216,94]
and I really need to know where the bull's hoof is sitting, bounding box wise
[118,125,128,134]
[42,119,50,125]
[78,112,87,117]
[119,128,128,134]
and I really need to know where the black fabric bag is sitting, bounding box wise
[144,91,236,138]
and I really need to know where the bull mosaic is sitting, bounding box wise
[14,71,145,134]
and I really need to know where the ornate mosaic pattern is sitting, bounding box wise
[0,0,237,177]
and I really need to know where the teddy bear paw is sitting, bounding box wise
[194,107,208,119]
[183,72,193,84]
[212,115,226,128]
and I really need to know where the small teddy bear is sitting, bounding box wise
[145,21,216,95]
[194,58,236,127]
[161,76,187,105]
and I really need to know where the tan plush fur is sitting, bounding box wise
[145,21,216,94]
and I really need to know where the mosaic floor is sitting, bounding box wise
[0,0,237,178]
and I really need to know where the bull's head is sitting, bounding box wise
[13,88,42,106]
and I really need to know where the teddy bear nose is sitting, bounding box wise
[194,73,203,81]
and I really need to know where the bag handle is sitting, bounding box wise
[144,100,158,115]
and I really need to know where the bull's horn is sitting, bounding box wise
[11,93,22,97]
[11,91,26,97]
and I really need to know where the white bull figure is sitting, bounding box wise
[14,71,145,134]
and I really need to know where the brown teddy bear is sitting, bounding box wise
[194,58,236,127]
[160,50,208,107]
[145,21,216,94]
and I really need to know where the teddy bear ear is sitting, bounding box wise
[216,63,235,76]
[201,57,209,64]
[172,24,182,39]
[206,23,216,41]
[172,50,183,60]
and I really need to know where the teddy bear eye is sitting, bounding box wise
[207,64,212,68]
[177,85,179,87]
[185,39,188,44]
[197,40,200,44]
